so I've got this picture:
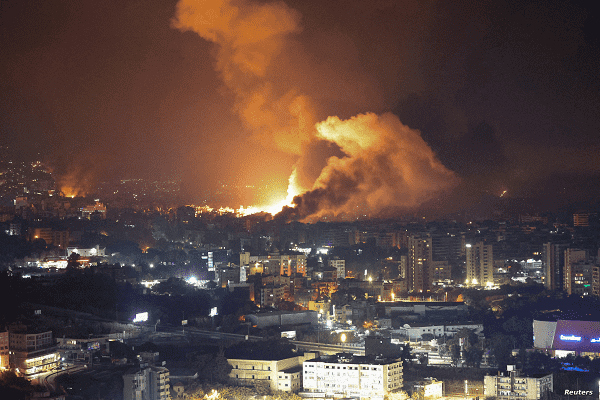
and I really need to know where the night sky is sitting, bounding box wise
[2,0,599,215]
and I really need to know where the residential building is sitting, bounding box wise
[592,266,599,297]
[328,258,346,280]
[465,241,493,287]
[563,249,589,295]
[303,353,403,400]
[408,235,432,293]
[484,365,552,400]
[228,353,317,392]
[564,261,594,296]
[542,242,569,291]
[0,331,8,369]
[123,366,170,400]
[8,325,59,378]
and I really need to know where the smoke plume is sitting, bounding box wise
[172,0,315,156]
[173,0,459,219]
[286,113,459,220]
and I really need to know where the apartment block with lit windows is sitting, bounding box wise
[303,354,403,400]
[228,353,317,392]
[123,366,170,400]
[465,241,493,287]
[484,365,552,400]
[408,235,432,293]
[0,331,8,369]
[8,325,59,378]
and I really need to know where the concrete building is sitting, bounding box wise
[228,353,317,392]
[384,302,468,321]
[395,323,483,341]
[328,258,346,280]
[245,310,318,329]
[484,365,552,400]
[123,366,170,400]
[411,378,443,399]
[8,325,59,378]
[0,331,8,369]
[563,249,590,295]
[542,242,569,291]
[81,201,107,219]
[564,261,595,296]
[247,253,307,277]
[592,265,599,297]
[408,235,432,293]
[302,353,403,400]
[465,241,493,287]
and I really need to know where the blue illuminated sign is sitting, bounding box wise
[560,334,581,342]
[591,338,600,343]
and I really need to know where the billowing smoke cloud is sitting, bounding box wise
[286,113,459,220]
[172,0,315,156]
[173,0,459,220]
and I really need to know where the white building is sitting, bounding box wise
[328,259,346,280]
[228,353,317,392]
[466,242,494,287]
[123,366,170,400]
[484,365,552,400]
[67,245,106,258]
[395,323,483,341]
[302,354,403,400]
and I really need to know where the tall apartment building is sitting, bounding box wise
[465,242,493,287]
[542,242,569,291]
[328,258,346,280]
[247,254,307,277]
[484,365,552,400]
[563,249,588,295]
[408,235,432,293]
[564,261,595,296]
[592,266,600,297]
[303,354,403,399]
[123,366,170,400]
[0,331,8,369]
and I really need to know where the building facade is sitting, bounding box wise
[465,242,493,287]
[542,242,569,291]
[8,325,59,378]
[328,259,346,280]
[302,354,403,400]
[123,366,170,400]
[408,235,432,293]
[228,353,316,392]
[484,366,552,400]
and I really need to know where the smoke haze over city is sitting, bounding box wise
[2,0,600,217]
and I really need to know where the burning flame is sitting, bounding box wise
[173,0,459,220]
[57,169,89,198]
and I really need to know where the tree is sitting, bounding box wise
[449,343,461,365]
[400,343,414,363]
[66,251,81,269]
[489,334,514,369]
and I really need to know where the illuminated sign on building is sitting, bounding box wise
[133,312,148,323]
[559,334,581,342]
[591,338,600,343]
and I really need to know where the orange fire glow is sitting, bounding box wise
[173,0,459,220]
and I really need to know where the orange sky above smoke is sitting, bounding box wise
[172,0,458,219]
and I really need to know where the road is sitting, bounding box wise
[41,364,88,392]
